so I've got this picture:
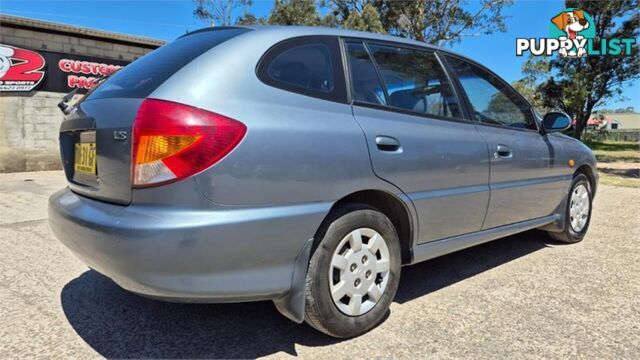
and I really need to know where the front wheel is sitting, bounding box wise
[548,173,593,243]
[304,205,401,338]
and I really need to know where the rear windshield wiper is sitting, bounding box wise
[57,88,80,114]
[57,74,110,114]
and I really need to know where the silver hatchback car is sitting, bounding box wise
[49,26,597,338]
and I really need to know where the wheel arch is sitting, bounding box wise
[540,163,597,234]
[575,164,597,197]
[314,189,415,265]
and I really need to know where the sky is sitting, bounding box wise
[1,0,638,110]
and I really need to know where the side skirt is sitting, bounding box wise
[411,214,560,264]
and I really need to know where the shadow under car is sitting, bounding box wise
[60,230,555,358]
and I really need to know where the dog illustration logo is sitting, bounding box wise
[550,9,594,57]
[0,44,46,92]
[551,9,591,40]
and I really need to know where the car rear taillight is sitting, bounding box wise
[131,99,246,187]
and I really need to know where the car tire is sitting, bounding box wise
[548,173,593,243]
[304,204,401,338]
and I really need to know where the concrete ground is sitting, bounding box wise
[1,171,638,358]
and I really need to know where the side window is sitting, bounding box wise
[367,44,462,119]
[446,56,536,130]
[267,43,334,93]
[257,36,347,103]
[345,41,386,105]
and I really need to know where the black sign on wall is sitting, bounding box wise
[0,43,130,93]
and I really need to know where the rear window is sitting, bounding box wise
[86,28,251,100]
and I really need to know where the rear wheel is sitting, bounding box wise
[548,173,593,243]
[304,205,401,338]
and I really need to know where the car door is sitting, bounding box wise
[444,55,569,229]
[345,39,490,243]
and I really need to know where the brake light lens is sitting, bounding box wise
[132,99,246,187]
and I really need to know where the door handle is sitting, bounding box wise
[494,144,513,159]
[375,136,401,152]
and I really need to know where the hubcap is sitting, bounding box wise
[329,228,391,316]
[569,184,590,232]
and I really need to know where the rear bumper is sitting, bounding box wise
[48,188,329,302]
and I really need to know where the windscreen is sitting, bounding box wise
[85,28,251,101]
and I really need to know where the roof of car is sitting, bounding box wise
[184,25,466,58]
[248,25,443,48]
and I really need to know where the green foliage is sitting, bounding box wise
[267,0,322,25]
[519,0,639,140]
[194,0,513,46]
[235,11,267,25]
[343,3,385,33]
[375,0,513,45]
[511,79,549,114]
[586,140,639,152]
[328,0,512,44]
[233,0,330,26]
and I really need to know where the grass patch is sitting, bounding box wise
[586,141,640,188]
[586,141,639,152]
[595,152,640,163]
[586,141,640,163]
[598,171,640,188]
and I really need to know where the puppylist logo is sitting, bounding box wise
[516,8,636,57]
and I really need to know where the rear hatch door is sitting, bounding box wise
[58,27,252,205]
[59,98,142,205]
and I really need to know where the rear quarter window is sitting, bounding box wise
[257,36,347,103]
[86,28,251,100]
[267,43,334,93]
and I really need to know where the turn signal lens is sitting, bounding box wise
[131,99,246,187]
[135,135,201,164]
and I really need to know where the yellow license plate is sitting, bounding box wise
[74,143,96,175]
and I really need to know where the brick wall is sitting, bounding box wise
[0,17,163,172]
[0,26,151,62]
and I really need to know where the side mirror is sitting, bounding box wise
[542,112,571,133]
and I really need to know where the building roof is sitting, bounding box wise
[588,113,640,129]
[0,14,165,48]
[587,117,617,125]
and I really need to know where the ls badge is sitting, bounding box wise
[113,130,127,141]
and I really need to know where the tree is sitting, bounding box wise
[343,3,385,33]
[511,79,549,114]
[195,0,513,45]
[372,0,512,45]
[235,11,267,25]
[234,0,339,26]
[521,0,639,139]
[515,56,558,114]
[193,0,252,26]
[268,0,323,26]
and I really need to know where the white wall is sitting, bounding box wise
[0,91,64,172]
